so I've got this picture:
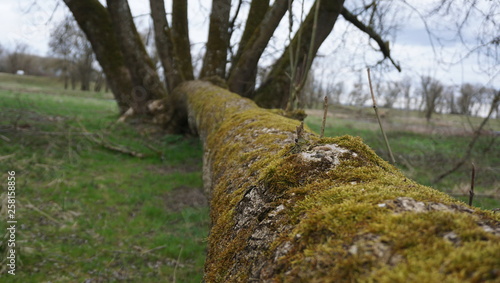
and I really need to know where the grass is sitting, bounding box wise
[0,72,114,100]
[0,73,498,281]
[0,73,207,282]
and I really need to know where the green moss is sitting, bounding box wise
[259,135,497,281]
[180,81,499,282]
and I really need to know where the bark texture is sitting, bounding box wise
[150,0,179,92]
[233,0,269,58]
[174,81,500,282]
[254,0,345,108]
[63,0,132,113]
[200,0,232,78]
[107,0,167,114]
[227,0,289,97]
[171,0,194,81]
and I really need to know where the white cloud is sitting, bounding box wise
[0,0,65,55]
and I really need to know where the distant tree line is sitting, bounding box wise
[0,16,109,93]
[300,72,499,119]
[0,42,61,76]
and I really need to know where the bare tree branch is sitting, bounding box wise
[340,7,401,72]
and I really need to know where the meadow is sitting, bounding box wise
[0,73,498,282]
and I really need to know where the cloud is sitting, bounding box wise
[0,0,62,54]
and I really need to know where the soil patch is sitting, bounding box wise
[147,161,201,174]
[164,186,207,212]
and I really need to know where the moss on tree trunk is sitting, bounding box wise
[174,81,500,282]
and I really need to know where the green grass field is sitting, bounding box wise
[0,73,207,282]
[0,73,498,281]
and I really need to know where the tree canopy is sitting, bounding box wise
[62,0,407,123]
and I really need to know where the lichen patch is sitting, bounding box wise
[347,233,403,266]
[299,143,353,168]
[381,197,475,214]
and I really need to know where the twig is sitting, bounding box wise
[320,96,328,138]
[78,121,145,158]
[142,245,168,255]
[286,0,321,111]
[145,144,165,161]
[25,202,64,226]
[296,121,304,145]
[468,163,475,206]
[173,246,183,283]
[0,153,15,161]
[367,68,396,164]
[291,121,307,154]
[99,143,145,158]
[0,134,11,142]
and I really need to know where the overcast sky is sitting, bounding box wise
[0,0,498,91]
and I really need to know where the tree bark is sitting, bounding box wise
[107,0,167,114]
[200,0,232,78]
[227,0,289,98]
[254,0,345,109]
[234,0,269,61]
[171,0,194,81]
[63,0,132,114]
[174,80,500,282]
[150,0,180,92]
[150,0,194,92]
[227,0,270,84]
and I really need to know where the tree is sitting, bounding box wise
[348,74,370,106]
[63,0,403,122]
[458,83,489,116]
[299,71,324,109]
[329,81,345,105]
[49,17,74,89]
[382,81,401,109]
[5,43,33,74]
[49,16,96,91]
[400,77,412,111]
[441,85,457,114]
[60,0,500,281]
[418,76,444,121]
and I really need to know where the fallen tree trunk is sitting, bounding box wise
[174,81,500,282]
